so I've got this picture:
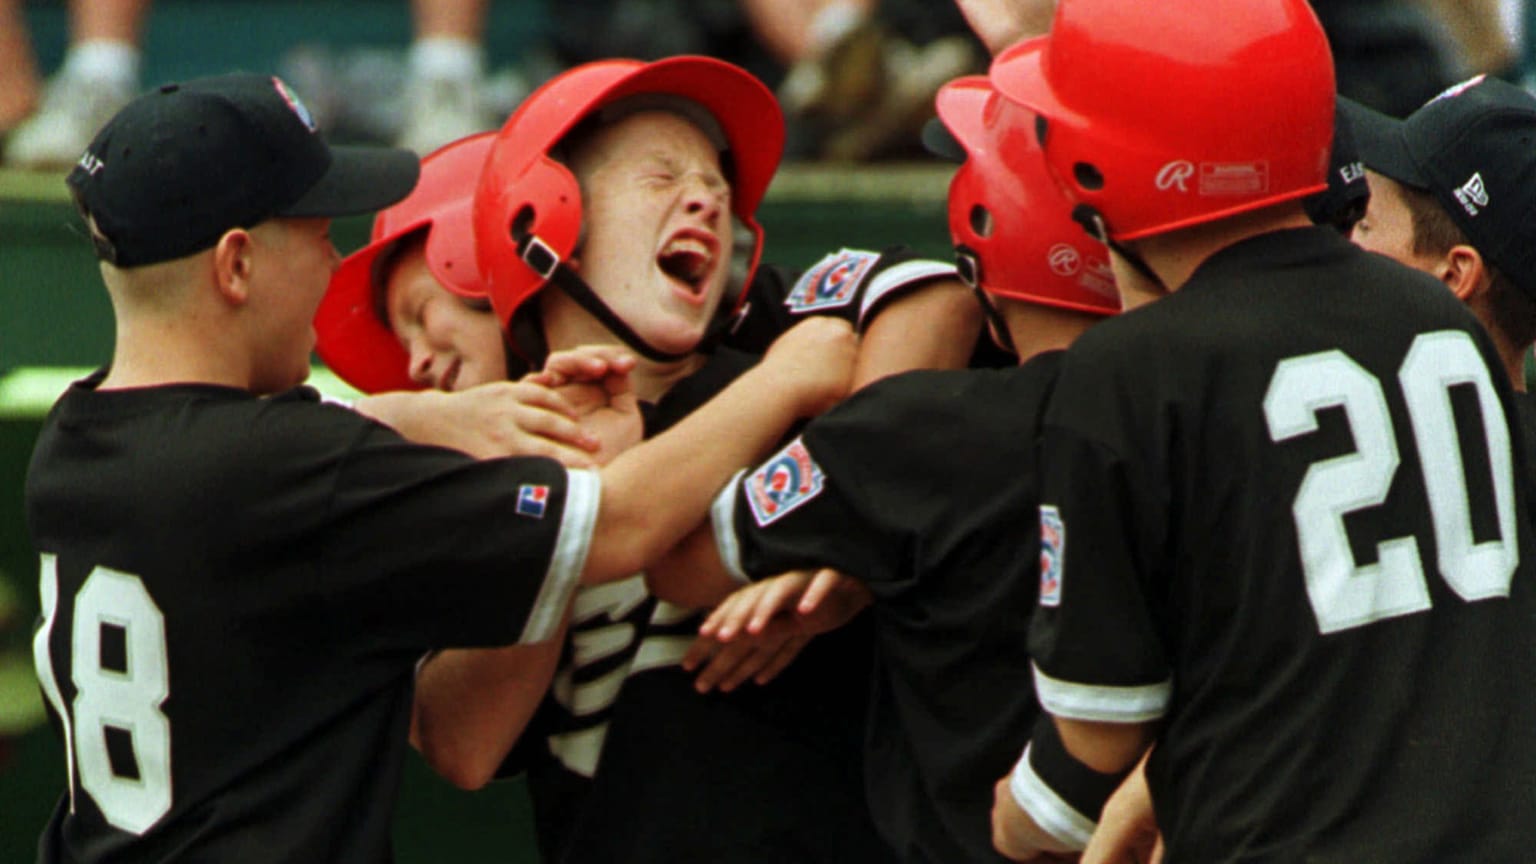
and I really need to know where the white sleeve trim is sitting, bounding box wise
[1009,743,1096,851]
[710,470,752,586]
[1032,663,1171,723]
[518,468,600,644]
[857,259,959,327]
[412,650,436,679]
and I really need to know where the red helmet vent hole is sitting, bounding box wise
[1073,163,1104,191]
[969,204,993,238]
[511,205,535,242]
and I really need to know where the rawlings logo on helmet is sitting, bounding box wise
[1047,243,1081,277]
[1155,161,1195,193]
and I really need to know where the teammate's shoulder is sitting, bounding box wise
[235,385,391,456]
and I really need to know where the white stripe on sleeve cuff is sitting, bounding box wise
[1009,743,1096,851]
[710,470,752,586]
[518,468,600,643]
[857,259,959,327]
[1032,664,1171,723]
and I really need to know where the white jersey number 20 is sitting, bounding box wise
[1264,331,1518,634]
[33,555,172,835]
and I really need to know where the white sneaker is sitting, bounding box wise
[4,71,135,170]
[395,75,492,156]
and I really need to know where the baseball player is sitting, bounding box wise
[1344,75,1536,398]
[317,56,977,861]
[643,72,1120,863]
[28,72,854,863]
[987,0,1536,861]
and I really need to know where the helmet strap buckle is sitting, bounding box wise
[519,235,561,282]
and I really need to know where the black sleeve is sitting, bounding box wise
[715,369,1015,592]
[724,246,961,353]
[307,409,600,652]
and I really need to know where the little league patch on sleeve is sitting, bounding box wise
[1038,505,1064,607]
[745,438,826,526]
[516,484,549,518]
[785,249,878,313]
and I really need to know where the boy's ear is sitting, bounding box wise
[1441,244,1490,303]
[212,228,255,305]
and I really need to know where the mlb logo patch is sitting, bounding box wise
[785,249,877,313]
[516,484,549,519]
[745,438,825,526]
[1038,505,1065,607]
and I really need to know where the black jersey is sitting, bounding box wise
[550,345,891,864]
[509,249,962,862]
[1030,228,1536,863]
[28,374,596,864]
[507,348,759,861]
[711,357,1063,863]
[1515,392,1536,484]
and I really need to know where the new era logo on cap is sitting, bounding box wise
[1455,172,1488,216]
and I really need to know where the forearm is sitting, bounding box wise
[1056,717,1154,775]
[853,278,981,386]
[410,637,564,790]
[583,364,812,583]
[646,517,742,608]
[1000,714,1149,857]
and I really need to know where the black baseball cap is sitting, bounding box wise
[1302,103,1369,235]
[1340,75,1536,300]
[67,72,420,267]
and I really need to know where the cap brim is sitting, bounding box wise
[282,145,422,219]
[922,118,966,163]
[1337,97,1429,189]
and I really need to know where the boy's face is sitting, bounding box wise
[384,242,508,392]
[248,217,340,394]
[559,110,735,356]
[1351,170,1441,273]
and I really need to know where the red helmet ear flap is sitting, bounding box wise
[937,76,1118,316]
[315,132,496,394]
[474,149,585,338]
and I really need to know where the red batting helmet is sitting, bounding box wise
[989,0,1334,242]
[472,56,784,361]
[938,76,1118,316]
[314,132,494,393]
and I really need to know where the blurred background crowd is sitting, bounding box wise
[0,0,1532,171]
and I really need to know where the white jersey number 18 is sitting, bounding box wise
[33,555,173,835]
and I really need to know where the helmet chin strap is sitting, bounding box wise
[1071,205,1166,293]
[954,245,1019,356]
[518,231,735,364]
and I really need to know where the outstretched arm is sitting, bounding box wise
[352,343,640,464]
[410,632,565,790]
[582,317,857,584]
[853,277,981,385]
